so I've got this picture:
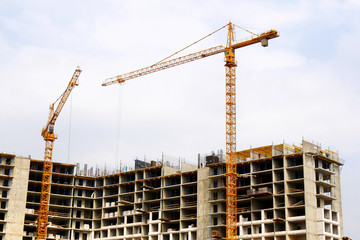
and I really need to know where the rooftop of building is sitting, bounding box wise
[1,139,344,179]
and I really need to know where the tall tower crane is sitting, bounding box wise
[102,23,278,240]
[36,67,82,240]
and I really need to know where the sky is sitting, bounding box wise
[0,0,359,237]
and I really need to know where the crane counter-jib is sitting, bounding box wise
[230,30,279,49]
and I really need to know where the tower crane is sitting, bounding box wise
[36,67,82,240]
[102,23,278,240]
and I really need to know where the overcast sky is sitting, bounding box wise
[0,0,359,237]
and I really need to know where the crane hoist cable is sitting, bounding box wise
[67,93,73,163]
[116,84,124,170]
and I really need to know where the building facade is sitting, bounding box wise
[0,140,343,240]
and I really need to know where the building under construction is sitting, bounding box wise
[0,140,343,240]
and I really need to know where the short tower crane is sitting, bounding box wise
[36,67,82,240]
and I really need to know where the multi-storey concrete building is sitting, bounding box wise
[0,140,344,240]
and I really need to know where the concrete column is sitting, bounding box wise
[303,141,318,240]
[333,164,343,237]
[5,157,30,240]
[197,167,210,240]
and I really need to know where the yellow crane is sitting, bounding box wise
[102,22,278,240]
[36,67,82,240]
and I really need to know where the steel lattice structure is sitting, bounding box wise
[36,67,81,240]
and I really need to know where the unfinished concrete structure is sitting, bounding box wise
[207,141,343,240]
[0,140,343,240]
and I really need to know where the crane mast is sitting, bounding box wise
[224,23,238,240]
[36,67,81,240]
[103,23,278,240]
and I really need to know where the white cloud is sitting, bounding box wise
[0,0,359,236]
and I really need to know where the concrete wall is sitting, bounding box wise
[181,163,197,172]
[162,165,179,176]
[5,157,30,240]
[303,141,318,240]
[333,163,343,237]
[197,167,210,240]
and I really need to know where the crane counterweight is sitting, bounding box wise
[261,38,269,47]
